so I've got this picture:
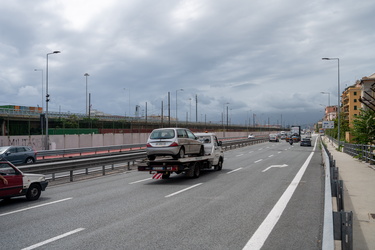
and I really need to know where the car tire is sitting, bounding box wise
[215,159,223,171]
[147,155,156,161]
[162,172,170,179]
[193,163,200,178]
[198,146,204,156]
[26,184,41,201]
[173,147,185,159]
[25,157,35,164]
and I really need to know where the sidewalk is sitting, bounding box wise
[322,136,375,250]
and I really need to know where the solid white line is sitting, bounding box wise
[0,198,73,217]
[22,228,85,250]
[129,178,152,184]
[227,168,242,174]
[165,183,203,198]
[254,159,263,163]
[243,142,317,250]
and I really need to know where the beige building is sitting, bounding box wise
[341,82,362,128]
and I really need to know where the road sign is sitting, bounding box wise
[322,121,334,129]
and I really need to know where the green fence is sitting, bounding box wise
[48,128,99,135]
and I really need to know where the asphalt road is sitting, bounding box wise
[0,137,324,250]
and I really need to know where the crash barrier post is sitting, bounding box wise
[321,137,353,250]
[333,211,353,250]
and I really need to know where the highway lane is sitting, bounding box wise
[0,137,323,250]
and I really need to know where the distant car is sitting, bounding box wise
[280,134,286,140]
[269,134,279,142]
[146,128,204,160]
[248,134,255,139]
[300,138,312,146]
[0,146,37,165]
[0,161,48,201]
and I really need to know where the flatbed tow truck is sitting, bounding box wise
[138,132,224,179]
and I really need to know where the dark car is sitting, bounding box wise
[0,146,37,165]
[300,138,312,147]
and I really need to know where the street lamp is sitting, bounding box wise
[84,73,89,116]
[322,57,340,149]
[175,89,183,127]
[34,69,44,111]
[320,91,330,106]
[45,50,61,150]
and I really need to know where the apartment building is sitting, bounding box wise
[341,82,361,128]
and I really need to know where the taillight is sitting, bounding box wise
[169,142,179,147]
[146,143,152,147]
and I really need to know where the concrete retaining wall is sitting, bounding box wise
[0,131,272,150]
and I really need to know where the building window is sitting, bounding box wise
[354,106,357,110]
[354,91,357,95]
[354,99,357,102]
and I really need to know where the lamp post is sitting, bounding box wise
[34,69,44,111]
[45,50,61,150]
[84,73,89,116]
[175,89,183,127]
[320,91,331,106]
[322,57,340,149]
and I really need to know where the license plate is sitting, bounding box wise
[152,167,164,170]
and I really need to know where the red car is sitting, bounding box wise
[0,161,48,201]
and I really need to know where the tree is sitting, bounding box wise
[351,109,375,144]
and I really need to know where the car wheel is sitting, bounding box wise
[193,163,200,178]
[216,159,223,171]
[147,155,156,161]
[173,147,185,159]
[198,146,204,156]
[26,184,41,201]
[25,157,35,164]
[162,172,170,179]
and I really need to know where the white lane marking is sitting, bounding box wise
[254,159,263,163]
[248,151,254,154]
[0,198,72,217]
[22,228,85,250]
[278,151,282,154]
[165,183,203,198]
[227,168,242,174]
[258,148,263,151]
[268,155,274,158]
[129,178,152,184]
[262,164,288,173]
[236,154,244,157]
[243,143,316,250]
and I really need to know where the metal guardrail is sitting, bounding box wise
[37,144,145,160]
[19,138,268,182]
[325,135,374,165]
[343,143,375,165]
[321,136,353,250]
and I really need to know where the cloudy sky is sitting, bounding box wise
[1,0,374,128]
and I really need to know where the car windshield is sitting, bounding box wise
[149,129,175,139]
[198,136,211,143]
[0,147,9,154]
